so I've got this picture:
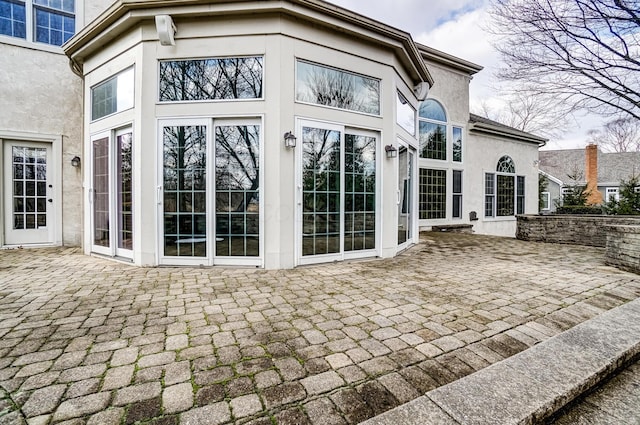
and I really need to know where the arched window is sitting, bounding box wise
[419,99,446,121]
[418,99,447,160]
[497,156,515,173]
[485,156,525,217]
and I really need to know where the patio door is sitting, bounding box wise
[90,128,133,258]
[3,141,54,245]
[398,142,415,250]
[297,120,378,265]
[158,118,262,266]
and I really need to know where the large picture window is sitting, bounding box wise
[419,99,447,160]
[0,0,74,45]
[419,168,446,219]
[296,60,380,115]
[91,67,134,121]
[485,156,525,217]
[159,57,263,102]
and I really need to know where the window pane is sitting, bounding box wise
[497,175,515,216]
[93,138,110,246]
[215,125,260,257]
[91,68,134,121]
[0,0,26,38]
[485,173,495,217]
[418,99,446,121]
[33,7,73,46]
[302,127,341,256]
[163,125,207,257]
[497,156,516,173]
[344,134,376,252]
[159,57,263,102]
[117,133,133,250]
[296,60,380,115]
[453,127,462,162]
[419,169,446,219]
[419,122,446,160]
[396,92,415,135]
[517,175,525,214]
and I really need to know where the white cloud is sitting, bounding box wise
[326,0,594,149]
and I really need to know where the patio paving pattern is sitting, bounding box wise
[0,232,639,424]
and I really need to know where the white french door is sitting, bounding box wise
[297,120,379,266]
[3,141,54,245]
[157,118,263,267]
[90,128,133,258]
[397,141,416,251]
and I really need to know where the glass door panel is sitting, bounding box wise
[92,137,110,250]
[215,125,260,257]
[162,125,207,258]
[398,144,413,247]
[302,126,342,257]
[3,142,53,245]
[116,132,133,253]
[344,134,376,252]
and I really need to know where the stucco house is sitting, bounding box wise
[539,144,640,212]
[0,0,545,268]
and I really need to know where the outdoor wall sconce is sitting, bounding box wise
[284,131,297,148]
[385,144,398,159]
[71,156,81,168]
[155,15,176,46]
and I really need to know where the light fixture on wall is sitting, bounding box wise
[284,131,297,148]
[385,144,398,159]
[71,156,81,168]
[155,15,176,46]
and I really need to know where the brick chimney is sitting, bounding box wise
[585,144,602,205]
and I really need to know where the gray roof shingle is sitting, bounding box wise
[539,147,640,186]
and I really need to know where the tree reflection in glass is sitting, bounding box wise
[163,126,207,257]
[296,61,380,115]
[302,127,341,256]
[215,125,260,257]
[344,134,376,252]
[159,57,263,102]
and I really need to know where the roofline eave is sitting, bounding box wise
[63,0,434,87]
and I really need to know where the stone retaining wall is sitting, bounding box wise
[516,215,640,247]
[604,225,640,274]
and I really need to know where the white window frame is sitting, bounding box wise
[0,0,77,48]
[295,118,381,266]
[156,117,264,267]
[541,191,551,210]
[606,187,619,202]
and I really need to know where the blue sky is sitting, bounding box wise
[326,0,595,149]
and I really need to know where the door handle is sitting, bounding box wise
[47,199,53,203]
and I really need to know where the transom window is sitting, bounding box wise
[159,57,264,102]
[0,0,75,46]
[296,60,380,115]
[485,156,525,217]
[419,99,447,160]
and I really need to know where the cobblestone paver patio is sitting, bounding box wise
[1,232,639,425]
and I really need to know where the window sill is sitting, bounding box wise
[0,35,65,55]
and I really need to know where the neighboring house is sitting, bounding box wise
[539,144,640,212]
[1,0,545,269]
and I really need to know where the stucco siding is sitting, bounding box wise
[0,44,83,246]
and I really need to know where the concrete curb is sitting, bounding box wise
[360,298,640,425]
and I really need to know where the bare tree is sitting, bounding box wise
[488,0,640,121]
[472,90,570,138]
[587,117,640,152]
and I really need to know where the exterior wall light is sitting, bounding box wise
[284,131,297,148]
[385,144,398,159]
[71,156,81,168]
[155,15,176,46]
